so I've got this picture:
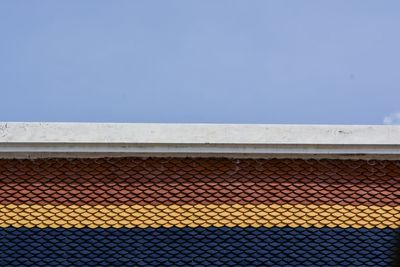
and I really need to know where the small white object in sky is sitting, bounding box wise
[383,112,400,125]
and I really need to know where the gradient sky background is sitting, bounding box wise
[1,1,400,124]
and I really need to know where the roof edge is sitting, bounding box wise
[1,122,400,159]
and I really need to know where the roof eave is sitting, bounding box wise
[1,122,400,160]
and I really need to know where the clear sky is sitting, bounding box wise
[1,1,400,124]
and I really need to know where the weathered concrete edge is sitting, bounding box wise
[2,143,400,160]
[1,122,400,159]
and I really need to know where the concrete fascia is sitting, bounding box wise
[1,122,400,159]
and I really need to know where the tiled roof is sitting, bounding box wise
[1,157,399,266]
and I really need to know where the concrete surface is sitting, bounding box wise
[1,122,400,159]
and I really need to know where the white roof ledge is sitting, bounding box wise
[1,122,400,160]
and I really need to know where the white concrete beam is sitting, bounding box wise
[1,122,400,159]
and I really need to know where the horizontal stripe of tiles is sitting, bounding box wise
[1,204,399,229]
[2,158,400,184]
[2,227,399,266]
[1,158,399,208]
[0,158,400,184]
[1,181,398,206]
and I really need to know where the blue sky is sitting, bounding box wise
[1,1,400,124]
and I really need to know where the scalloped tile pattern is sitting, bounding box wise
[1,157,399,266]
